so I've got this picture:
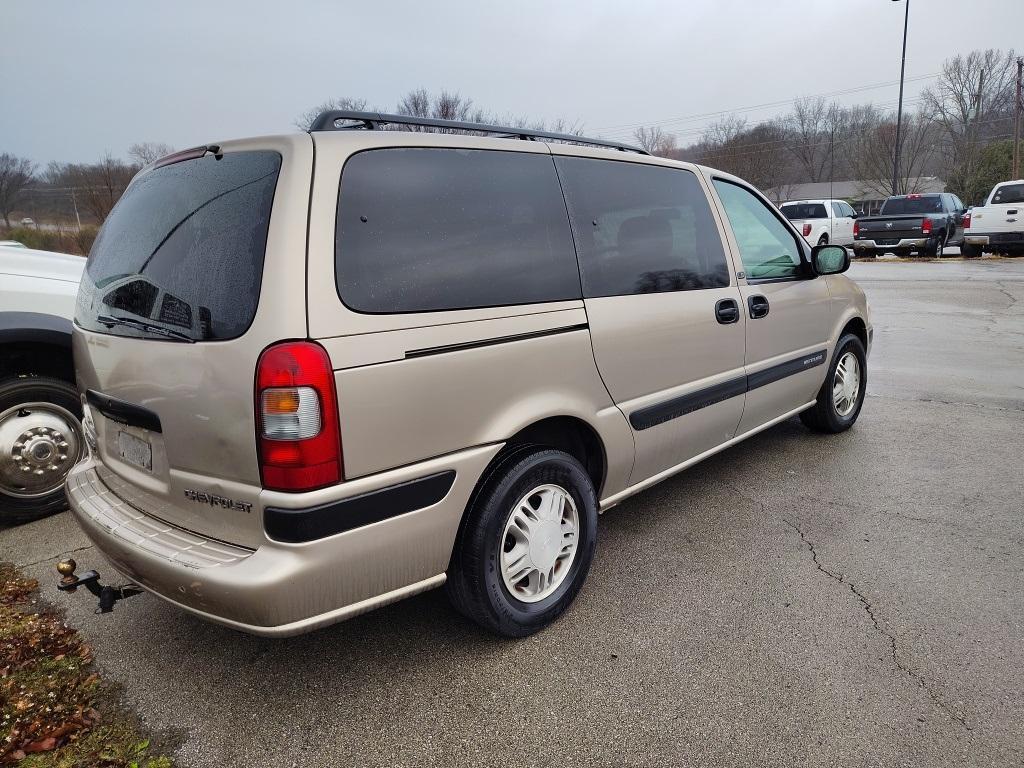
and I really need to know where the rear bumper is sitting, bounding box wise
[853,237,931,251]
[65,443,501,637]
[964,232,1024,247]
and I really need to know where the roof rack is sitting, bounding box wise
[309,110,649,155]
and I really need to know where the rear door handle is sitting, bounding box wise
[715,298,739,325]
[748,295,770,319]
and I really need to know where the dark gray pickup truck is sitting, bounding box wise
[852,192,967,258]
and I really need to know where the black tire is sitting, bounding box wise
[0,376,84,525]
[961,242,983,258]
[446,447,598,637]
[800,334,867,434]
[925,231,946,258]
[817,234,828,246]
[856,248,876,259]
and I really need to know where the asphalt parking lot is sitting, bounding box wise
[4,258,1023,768]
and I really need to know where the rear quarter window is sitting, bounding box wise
[334,147,581,313]
[76,151,281,341]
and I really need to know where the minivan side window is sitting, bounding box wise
[712,180,803,280]
[335,148,581,314]
[554,157,729,297]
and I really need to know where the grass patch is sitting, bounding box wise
[0,563,172,767]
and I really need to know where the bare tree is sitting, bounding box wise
[697,116,789,191]
[922,48,1018,197]
[0,153,35,228]
[848,113,938,198]
[633,125,678,156]
[294,97,369,131]
[786,97,845,183]
[49,155,140,223]
[128,142,175,166]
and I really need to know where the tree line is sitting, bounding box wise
[631,48,1018,204]
[1,47,1017,256]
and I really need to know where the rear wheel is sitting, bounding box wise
[800,334,867,434]
[446,448,598,637]
[856,247,876,259]
[961,242,983,258]
[926,230,947,258]
[817,234,829,246]
[0,377,84,525]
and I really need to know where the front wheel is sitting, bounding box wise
[0,376,85,525]
[800,334,867,433]
[446,448,598,637]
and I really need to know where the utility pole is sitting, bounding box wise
[891,0,910,196]
[1013,57,1023,179]
[70,187,82,231]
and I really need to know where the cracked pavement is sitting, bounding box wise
[3,259,1023,767]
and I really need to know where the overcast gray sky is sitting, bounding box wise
[2,0,1021,164]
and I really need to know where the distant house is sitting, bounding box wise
[766,177,947,215]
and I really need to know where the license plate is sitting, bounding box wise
[117,431,152,471]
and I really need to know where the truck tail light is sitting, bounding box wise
[802,223,812,237]
[853,220,860,237]
[256,341,342,492]
[921,218,933,235]
[963,212,971,230]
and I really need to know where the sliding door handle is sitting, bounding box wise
[748,295,770,319]
[715,298,739,324]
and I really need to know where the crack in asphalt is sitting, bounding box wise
[17,544,94,570]
[866,393,1024,413]
[994,281,1019,311]
[782,517,973,733]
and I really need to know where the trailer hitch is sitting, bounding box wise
[56,559,143,613]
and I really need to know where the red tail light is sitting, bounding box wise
[853,220,860,237]
[921,218,933,235]
[256,341,342,492]
[963,212,971,230]
[802,223,812,237]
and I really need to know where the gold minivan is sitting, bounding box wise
[64,112,870,637]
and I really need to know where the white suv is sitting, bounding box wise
[780,199,857,246]
[0,244,86,523]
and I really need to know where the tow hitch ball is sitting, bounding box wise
[56,559,142,613]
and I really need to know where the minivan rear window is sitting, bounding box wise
[335,148,581,313]
[76,151,281,341]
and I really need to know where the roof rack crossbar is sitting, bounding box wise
[309,110,649,155]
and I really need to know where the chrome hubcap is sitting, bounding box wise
[832,352,861,417]
[0,402,83,499]
[500,484,579,603]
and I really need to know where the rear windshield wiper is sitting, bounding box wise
[96,314,196,343]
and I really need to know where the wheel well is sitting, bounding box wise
[0,341,75,382]
[502,416,606,496]
[840,317,867,349]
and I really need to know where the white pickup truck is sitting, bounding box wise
[962,180,1024,257]
[0,245,86,523]
[779,199,858,246]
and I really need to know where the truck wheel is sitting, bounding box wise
[857,248,876,259]
[817,234,828,246]
[446,448,598,637]
[926,231,946,258]
[800,334,867,434]
[0,377,85,525]
[961,243,983,258]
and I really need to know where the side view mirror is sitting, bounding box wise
[850,212,859,219]
[812,244,850,275]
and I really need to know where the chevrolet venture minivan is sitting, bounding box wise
[65,112,870,638]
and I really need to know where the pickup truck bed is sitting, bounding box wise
[962,180,1024,256]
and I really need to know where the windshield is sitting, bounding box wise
[880,195,943,215]
[992,184,1024,204]
[780,203,827,220]
[75,150,281,341]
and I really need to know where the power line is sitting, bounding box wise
[594,72,940,136]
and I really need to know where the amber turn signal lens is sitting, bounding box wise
[263,388,301,414]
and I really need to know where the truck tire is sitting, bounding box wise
[0,376,85,525]
[925,231,946,258]
[961,242,983,258]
